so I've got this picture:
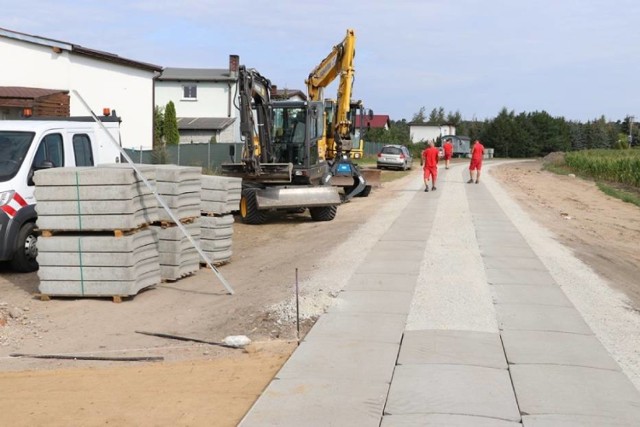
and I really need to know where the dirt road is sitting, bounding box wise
[1,159,639,426]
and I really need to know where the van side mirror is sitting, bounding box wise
[36,160,54,170]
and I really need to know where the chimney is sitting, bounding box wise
[229,54,239,79]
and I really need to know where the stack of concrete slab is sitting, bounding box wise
[150,220,201,281]
[34,166,158,231]
[201,175,242,215]
[200,175,240,266]
[33,166,161,297]
[155,165,202,222]
[145,165,203,281]
[200,215,234,265]
[37,230,161,297]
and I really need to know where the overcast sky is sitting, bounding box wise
[3,0,639,122]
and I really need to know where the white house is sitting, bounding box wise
[409,123,456,144]
[0,27,162,150]
[154,57,240,144]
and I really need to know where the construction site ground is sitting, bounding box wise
[1,158,639,426]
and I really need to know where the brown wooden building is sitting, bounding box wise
[0,86,70,119]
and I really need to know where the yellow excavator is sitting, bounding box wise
[307,28,380,197]
[221,65,342,224]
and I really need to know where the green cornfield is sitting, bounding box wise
[564,149,640,188]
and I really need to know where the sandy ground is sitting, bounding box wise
[1,158,639,426]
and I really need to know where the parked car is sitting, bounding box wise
[377,145,413,170]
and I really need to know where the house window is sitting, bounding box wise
[183,85,197,100]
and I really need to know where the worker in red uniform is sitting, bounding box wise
[421,141,440,192]
[468,139,485,184]
[443,138,453,169]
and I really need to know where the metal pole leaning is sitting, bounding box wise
[72,90,234,295]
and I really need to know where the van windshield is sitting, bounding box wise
[0,131,35,182]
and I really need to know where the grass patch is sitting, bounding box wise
[542,163,573,175]
[380,168,413,183]
[596,182,640,208]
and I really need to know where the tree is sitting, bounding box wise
[428,107,445,124]
[163,101,180,145]
[153,105,164,149]
[411,107,427,123]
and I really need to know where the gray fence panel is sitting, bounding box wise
[123,143,245,173]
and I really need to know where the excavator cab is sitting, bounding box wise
[271,100,326,185]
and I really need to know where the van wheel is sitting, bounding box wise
[240,189,267,224]
[11,222,39,272]
[309,205,337,222]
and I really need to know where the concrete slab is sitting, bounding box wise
[380,225,431,241]
[501,330,621,370]
[356,258,422,275]
[201,175,242,191]
[38,229,156,252]
[385,364,520,422]
[156,180,201,195]
[303,312,407,344]
[154,164,202,182]
[398,330,507,369]
[476,234,529,247]
[202,249,232,263]
[343,273,419,293]
[491,285,573,307]
[240,377,389,427]
[39,269,160,297]
[199,227,233,239]
[483,256,546,271]
[511,365,640,422]
[200,238,232,252]
[522,414,635,426]
[480,245,537,259]
[200,214,234,228]
[373,240,427,251]
[328,289,415,315]
[363,247,426,262]
[485,268,556,286]
[38,258,160,281]
[34,166,142,186]
[382,414,522,426]
[37,210,158,231]
[36,195,158,216]
[275,339,399,383]
[38,247,158,267]
[495,304,593,334]
[34,183,153,200]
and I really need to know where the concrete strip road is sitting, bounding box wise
[241,161,640,427]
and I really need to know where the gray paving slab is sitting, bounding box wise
[483,256,547,271]
[397,330,507,369]
[491,285,573,307]
[275,338,399,383]
[382,414,522,426]
[385,364,521,422]
[495,304,593,334]
[343,273,419,293]
[303,312,407,344]
[373,239,427,250]
[356,258,423,275]
[381,225,431,241]
[364,247,426,262]
[501,330,621,370]
[522,414,635,426]
[240,377,389,427]
[485,268,556,286]
[511,365,640,422]
[476,234,529,247]
[480,245,537,259]
[329,289,415,314]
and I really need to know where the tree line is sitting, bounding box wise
[365,106,638,158]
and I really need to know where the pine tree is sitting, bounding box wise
[163,101,180,145]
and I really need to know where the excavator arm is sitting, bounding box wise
[306,29,356,155]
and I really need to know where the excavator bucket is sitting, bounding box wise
[255,186,342,210]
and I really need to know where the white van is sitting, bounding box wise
[0,116,122,272]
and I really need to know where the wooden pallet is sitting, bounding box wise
[38,224,149,238]
[151,216,200,228]
[34,293,127,303]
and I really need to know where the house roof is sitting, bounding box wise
[408,122,456,127]
[177,117,236,131]
[272,88,307,101]
[355,114,390,128]
[0,27,163,72]
[0,86,68,99]
[157,68,235,82]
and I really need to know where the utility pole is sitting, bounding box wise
[629,116,634,148]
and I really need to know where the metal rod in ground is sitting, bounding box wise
[296,267,300,344]
[10,353,163,362]
[71,90,234,295]
[135,331,241,349]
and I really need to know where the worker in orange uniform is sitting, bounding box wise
[421,141,440,192]
[467,139,485,184]
[443,138,453,169]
